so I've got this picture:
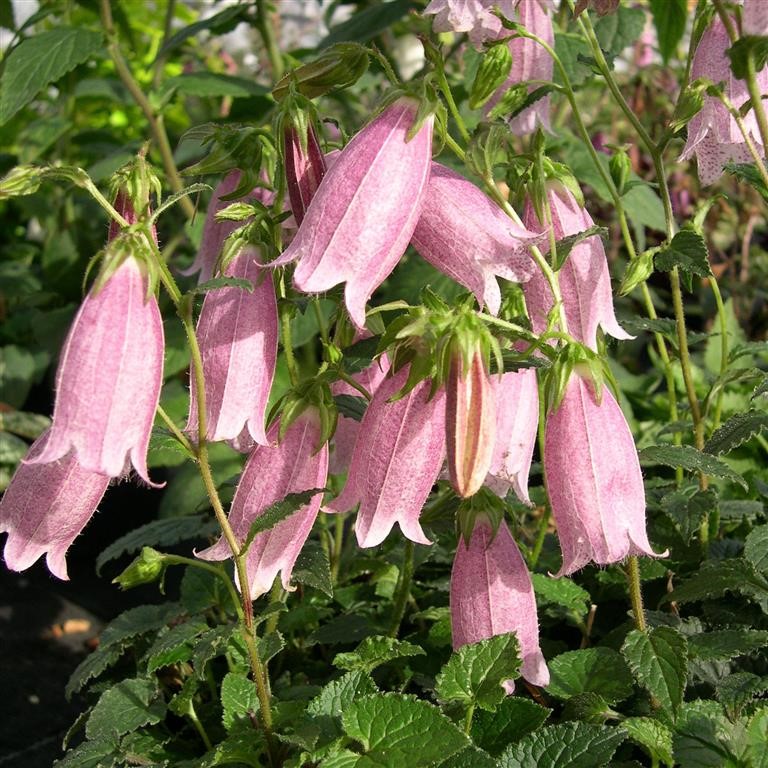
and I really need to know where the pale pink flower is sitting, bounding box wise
[186,245,277,449]
[680,14,768,185]
[522,186,631,350]
[1,431,110,580]
[411,162,540,314]
[743,0,768,37]
[328,364,446,548]
[273,98,433,329]
[424,0,503,47]
[451,518,549,688]
[285,122,327,225]
[197,410,328,599]
[544,373,661,576]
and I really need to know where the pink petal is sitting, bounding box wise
[285,122,327,226]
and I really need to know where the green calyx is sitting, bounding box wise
[277,380,337,452]
[456,488,507,548]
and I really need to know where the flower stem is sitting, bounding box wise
[256,0,285,80]
[625,556,647,633]
[155,404,196,458]
[435,66,471,143]
[389,540,415,637]
[278,274,300,387]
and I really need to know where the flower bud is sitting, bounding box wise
[284,120,327,226]
[469,42,514,109]
[113,547,166,589]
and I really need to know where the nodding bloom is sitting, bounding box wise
[411,162,541,315]
[680,14,768,186]
[197,409,328,599]
[273,98,433,329]
[424,0,506,46]
[451,518,549,689]
[328,363,446,548]
[186,245,278,449]
[284,122,327,225]
[1,431,110,580]
[486,368,539,505]
[28,253,164,485]
[544,372,662,576]
[523,186,631,351]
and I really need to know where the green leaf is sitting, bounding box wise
[198,723,265,767]
[673,699,741,767]
[0,28,104,124]
[727,36,768,80]
[292,539,334,597]
[0,410,50,439]
[242,489,325,552]
[334,394,367,422]
[320,0,415,47]
[594,5,646,57]
[660,489,718,543]
[716,672,768,720]
[66,645,124,699]
[623,717,674,768]
[342,693,469,767]
[622,627,688,716]
[258,630,285,664]
[531,573,590,623]
[435,632,521,711]
[471,697,550,756]
[192,624,237,679]
[688,629,768,661]
[99,603,180,649]
[145,620,208,672]
[437,746,496,768]
[307,613,373,646]
[53,740,117,768]
[497,722,626,768]
[191,276,254,296]
[158,4,250,57]
[307,671,379,720]
[649,0,687,63]
[96,516,216,573]
[746,707,768,768]
[655,230,712,279]
[333,636,425,673]
[162,72,269,99]
[546,648,634,704]
[554,33,592,87]
[745,525,768,574]
[726,162,768,203]
[639,444,747,489]
[85,678,166,741]
[221,672,260,732]
[553,226,609,271]
[0,0,14,30]
[704,410,768,455]
[664,558,768,605]
[0,431,28,463]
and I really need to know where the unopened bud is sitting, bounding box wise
[470,43,513,110]
[609,149,632,196]
[113,547,166,589]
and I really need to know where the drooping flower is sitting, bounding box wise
[186,245,277,449]
[486,368,539,505]
[284,121,327,225]
[410,162,541,315]
[328,364,446,548]
[197,409,328,599]
[543,372,662,576]
[522,185,631,351]
[273,98,433,329]
[680,14,768,186]
[743,0,768,36]
[424,0,504,47]
[29,255,164,484]
[451,517,549,688]
[1,431,110,580]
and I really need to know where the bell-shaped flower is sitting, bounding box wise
[544,372,662,575]
[327,363,446,548]
[523,186,631,351]
[485,0,554,135]
[273,98,433,329]
[446,347,497,498]
[186,245,277,449]
[29,255,164,484]
[197,409,328,599]
[424,0,503,46]
[1,431,110,580]
[679,14,768,185]
[411,162,541,314]
[486,368,539,504]
[451,517,549,688]
[743,0,768,36]
[285,121,327,226]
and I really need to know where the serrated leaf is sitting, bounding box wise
[333,394,367,421]
[99,603,181,649]
[342,693,468,767]
[307,613,373,646]
[242,489,324,553]
[623,717,674,767]
[594,5,646,56]
[497,722,626,768]
[746,707,768,768]
[639,444,747,489]
[553,226,609,271]
[192,624,237,679]
[727,162,768,202]
[716,672,768,720]
[0,409,50,438]
[745,525,768,574]
[531,573,590,623]
[146,619,208,672]
[655,230,712,279]
[673,699,741,767]
[546,647,633,704]
[471,697,550,756]
[191,276,255,297]
[622,627,688,716]
[665,558,768,605]
[717,499,763,522]
[649,0,687,63]
[333,636,425,673]
[53,740,117,768]
[169,676,200,717]
[292,539,334,597]
[85,678,166,741]
[435,633,521,711]
[437,746,496,768]
[688,629,768,661]
[258,630,285,664]
[151,183,211,222]
[0,28,104,124]
[97,516,216,573]
[727,35,768,80]
[66,645,124,699]
[660,488,718,543]
[221,672,260,732]
[704,410,768,455]
[158,4,250,57]
[306,670,379,743]
[198,722,265,767]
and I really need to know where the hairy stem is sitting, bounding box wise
[625,556,647,633]
[389,540,415,637]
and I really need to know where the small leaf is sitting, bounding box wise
[497,722,626,768]
[192,624,238,679]
[654,230,712,279]
[0,410,50,439]
[307,671,379,720]
[622,627,688,717]
[221,672,260,732]
[688,629,768,661]
[639,444,747,489]
[320,0,414,47]
[471,697,550,756]
[435,632,521,711]
[258,630,285,664]
[622,717,674,767]
[660,488,718,543]
[531,573,590,623]
[704,410,768,455]
[664,558,768,605]
[0,28,104,124]
[716,672,768,720]
[726,162,768,202]
[745,525,768,574]
[554,226,609,271]
[191,276,255,296]
[85,679,166,741]
[546,648,634,704]
[145,620,208,672]
[150,183,211,222]
[333,636,425,673]
[158,4,250,57]
[292,539,334,597]
[649,0,687,63]
[334,394,367,422]
[241,489,325,553]
[727,36,768,80]
[66,646,124,699]
[99,603,181,649]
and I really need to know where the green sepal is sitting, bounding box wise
[113,547,167,590]
[470,42,513,110]
[456,488,507,547]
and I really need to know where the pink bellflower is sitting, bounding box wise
[327,363,446,548]
[197,409,328,599]
[411,162,541,315]
[522,186,631,351]
[544,373,663,576]
[186,245,278,449]
[680,14,768,185]
[285,122,327,225]
[272,97,433,329]
[1,430,110,580]
[451,518,549,689]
